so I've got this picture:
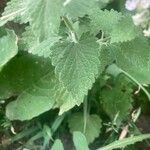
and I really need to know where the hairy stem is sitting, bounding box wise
[62,16,78,43]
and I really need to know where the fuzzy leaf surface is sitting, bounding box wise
[28,0,62,39]
[90,9,122,34]
[21,27,60,57]
[62,0,99,17]
[0,0,62,38]
[110,15,141,43]
[51,33,100,103]
[0,0,30,26]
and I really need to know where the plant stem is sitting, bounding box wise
[121,69,150,101]
[62,16,78,43]
[51,113,66,134]
[83,96,88,134]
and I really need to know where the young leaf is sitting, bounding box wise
[51,139,64,150]
[97,134,150,150]
[68,113,102,143]
[73,131,89,150]
[51,33,100,103]
[0,29,18,68]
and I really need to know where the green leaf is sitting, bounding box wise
[73,131,89,150]
[6,72,55,120]
[28,0,62,39]
[98,0,112,9]
[73,17,91,39]
[51,33,100,103]
[21,27,61,57]
[115,37,150,84]
[97,134,150,150]
[0,0,30,26]
[20,26,38,51]
[0,0,62,38]
[100,77,132,123]
[110,15,142,43]
[0,29,18,68]
[90,10,141,43]
[6,68,77,120]
[90,9,122,34]
[51,139,64,150]
[28,37,60,57]
[62,0,99,18]
[0,53,51,99]
[68,113,102,143]
[99,44,116,72]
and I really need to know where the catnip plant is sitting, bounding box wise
[0,0,150,149]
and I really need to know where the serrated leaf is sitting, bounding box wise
[68,113,102,143]
[73,132,89,150]
[28,37,60,57]
[99,44,116,71]
[21,27,60,57]
[20,26,39,51]
[115,37,150,84]
[6,68,77,120]
[29,0,62,39]
[100,77,132,123]
[51,33,100,103]
[0,29,18,68]
[90,10,141,43]
[0,53,51,99]
[98,134,150,150]
[0,0,30,26]
[0,0,62,38]
[51,139,64,150]
[110,15,142,43]
[62,0,99,18]
[90,9,122,34]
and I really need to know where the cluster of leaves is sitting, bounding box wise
[0,0,150,149]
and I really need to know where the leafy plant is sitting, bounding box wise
[0,0,150,149]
